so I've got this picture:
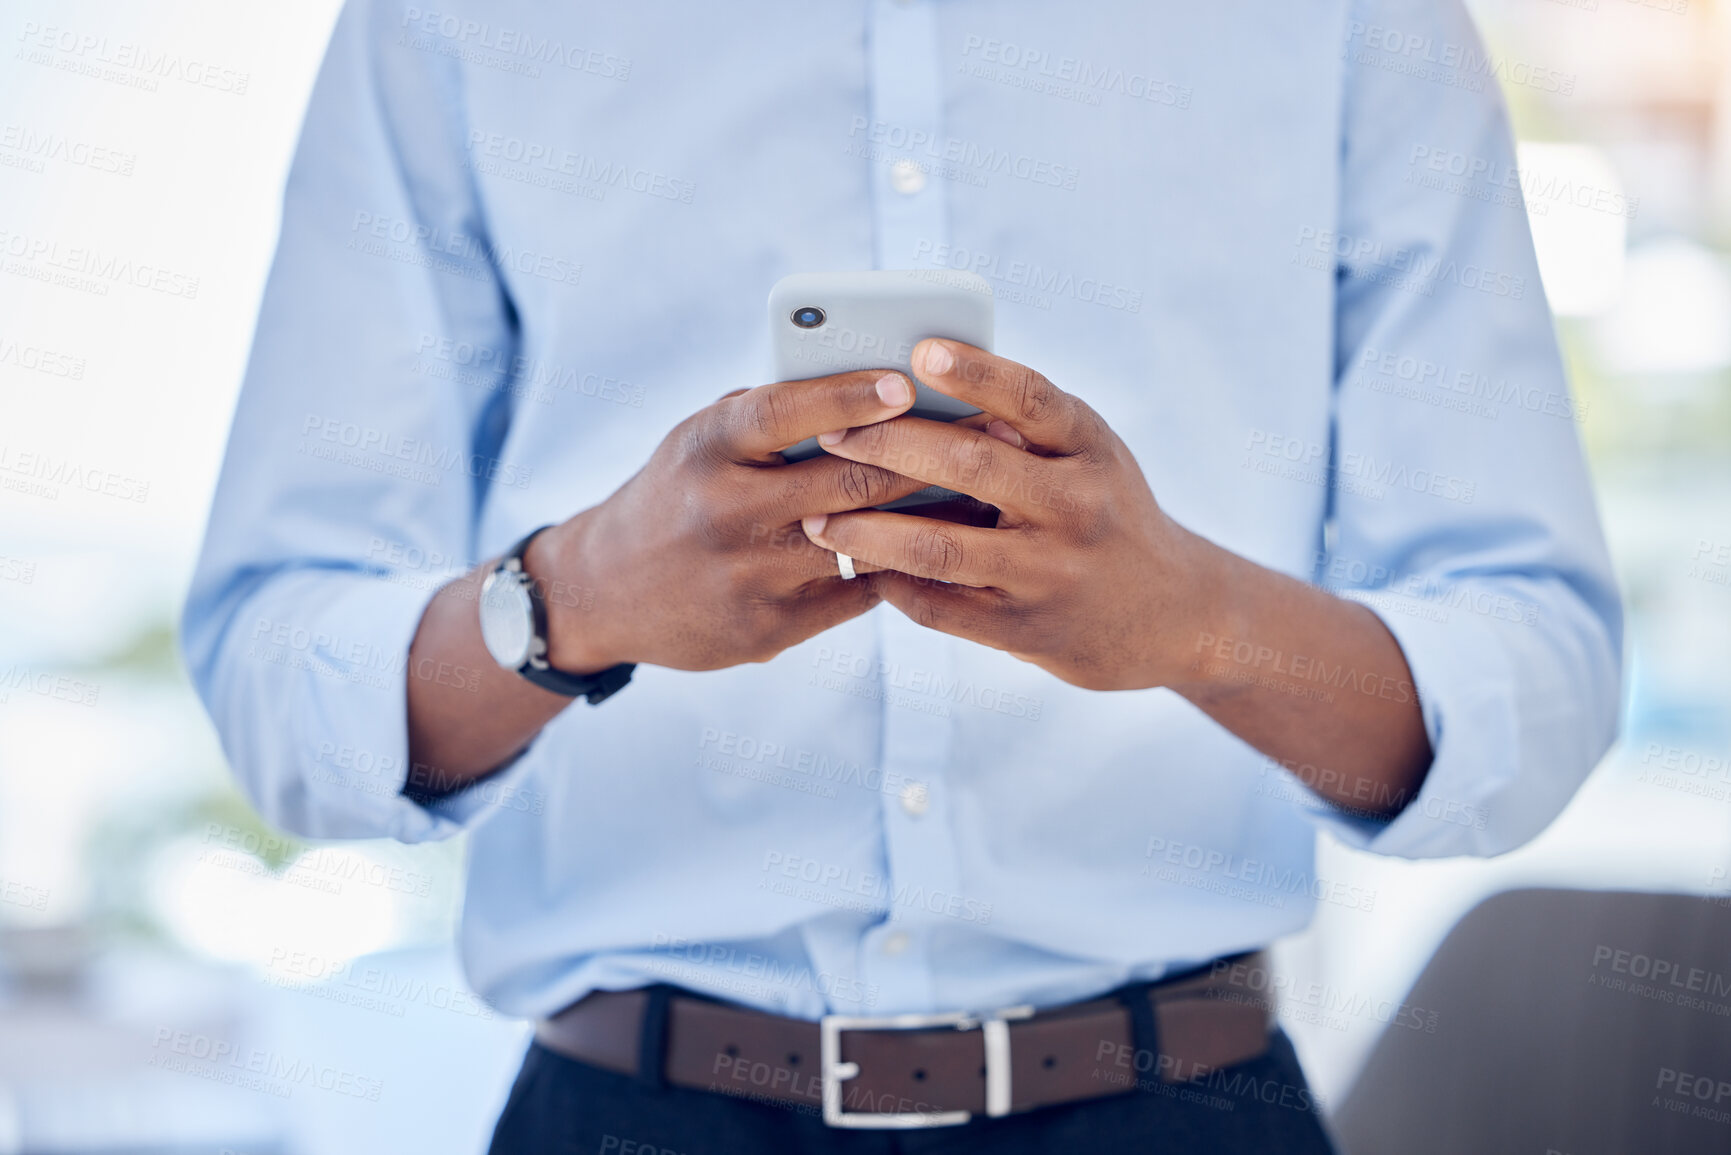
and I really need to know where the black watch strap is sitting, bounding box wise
[503,525,635,705]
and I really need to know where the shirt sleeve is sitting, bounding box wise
[1293,0,1624,857]
[181,0,524,842]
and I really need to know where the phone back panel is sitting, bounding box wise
[768,270,994,461]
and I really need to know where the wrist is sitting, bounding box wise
[1160,524,1242,694]
[523,512,626,675]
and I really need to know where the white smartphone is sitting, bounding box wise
[767,269,994,513]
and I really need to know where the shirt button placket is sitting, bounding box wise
[867,0,948,271]
[859,0,963,1010]
[868,603,964,1006]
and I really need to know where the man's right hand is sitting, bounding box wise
[405,368,927,788]
[530,368,928,673]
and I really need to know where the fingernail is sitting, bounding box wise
[876,372,911,406]
[986,419,1024,448]
[919,342,953,376]
[802,514,828,538]
[818,428,847,447]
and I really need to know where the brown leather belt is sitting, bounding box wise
[534,951,1273,1128]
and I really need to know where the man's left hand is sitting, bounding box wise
[801,338,1218,692]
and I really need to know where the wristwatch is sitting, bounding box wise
[478,525,635,703]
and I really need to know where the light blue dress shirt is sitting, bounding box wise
[184,0,1622,1021]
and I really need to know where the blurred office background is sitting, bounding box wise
[0,1,1727,1151]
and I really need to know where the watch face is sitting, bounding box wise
[479,569,536,670]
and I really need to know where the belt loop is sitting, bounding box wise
[636,984,673,1090]
[1116,981,1161,1089]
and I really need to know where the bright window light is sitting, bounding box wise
[1520,142,1631,317]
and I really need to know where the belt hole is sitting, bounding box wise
[978,1064,987,1078]
[912,1068,927,1082]
[1042,1055,1058,1069]
[786,1052,801,1066]
[723,1044,739,1058]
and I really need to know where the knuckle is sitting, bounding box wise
[779,522,817,557]
[982,548,1017,587]
[1068,495,1115,549]
[726,554,760,588]
[1086,409,1113,446]
[1011,367,1059,426]
[674,414,719,466]
[680,486,740,551]
[834,460,883,508]
[1044,549,1089,593]
[943,433,997,490]
[900,589,946,631]
[748,386,799,444]
[690,507,737,552]
[909,523,964,578]
[853,418,894,460]
[733,597,779,642]
[1069,412,1112,465]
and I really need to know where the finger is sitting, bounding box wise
[950,412,1028,450]
[772,573,889,649]
[812,415,1061,520]
[744,520,893,579]
[752,454,939,521]
[801,510,1019,589]
[875,571,1012,651]
[910,340,1100,457]
[717,371,914,461]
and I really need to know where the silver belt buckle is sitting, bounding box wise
[818,1004,1034,1128]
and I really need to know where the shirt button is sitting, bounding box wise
[890,158,927,196]
[899,782,930,818]
[882,931,911,956]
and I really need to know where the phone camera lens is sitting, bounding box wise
[791,306,826,329]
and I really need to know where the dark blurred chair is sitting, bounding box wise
[1332,888,1731,1155]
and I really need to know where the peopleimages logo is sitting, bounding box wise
[15,22,251,95]
[349,211,583,286]
[1406,144,1639,221]
[1352,344,1585,423]
[1343,21,1576,97]
[759,849,994,925]
[1242,428,1478,506]
[465,131,696,204]
[0,226,200,299]
[265,946,495,1020]
[648,933,879,1007]
[956,35,1192,110]
[0,332,86,379]
[911,240,1143,313]
[1653,1066,1731,1126]
[1143,836,1378,913]
[0,665,101,707]
[1293,226,1526,300]
[398,8,631,80]
[150,1028,383,1101]
[1591,945,1731,1001]
[0,877,50,912]
[845,117,1081,191]
[1207,958,1439,1035]
[0,122,135,175]
[298,413,533,489]
[0,444,149,503]
[809,646,1045,720]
